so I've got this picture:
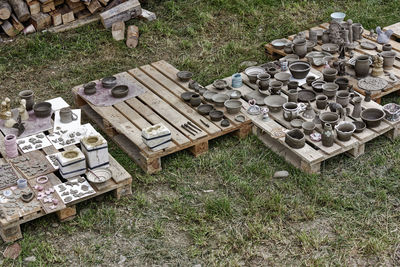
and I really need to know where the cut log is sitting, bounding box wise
[72,4,85,14]
[103,0,125,11]
[87,0,101,14]
[1,20,17,36]
[98,0,108,6]
[41,1,55,12]
[111,21,124,40]
[126,24,138,48]
[28,1,40,15]
[66,0,83,9]
[0,0,11,20]
[47,14,98,32]
[10,13,24,31]
[139,8,155,21]
[8,0,30,22]
[61,10,74,24]
[30,12,51,30]
[54,0,64,6]
[76,9,91,19]
[99,0,141,29]
[49,10,61,26]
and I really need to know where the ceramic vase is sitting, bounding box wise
[351,96,362,118]
[231,73,242,88]
[322,123,334,147]
[381,51,396,70]
[18,90,35,111]
[355,55,370,78]
[292,38,307,58]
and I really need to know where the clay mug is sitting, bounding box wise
[292,38,307,58]
[355,55,370,78]
[316,95,328,109]
[352,23,364,41]
[60,107,78,123]
[256,73,271,92]
[287,89,298,103]
[336,91,352,108]
[282,102,300,121]
[270,81,282,95]
[288,81,299,90]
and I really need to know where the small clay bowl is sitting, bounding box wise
[83,82,97,95]
[306,76,316,86]
[274,72,291,86]
[228,90,242,99]
[322,43,339,54]
[181,91,194,102]
[298,90,316,102]
[209,110,224,121]
[302,121,315,135]
[290,119,304,129]
[306,40,316,52]
[212,93,230,107]
[33,102,52,118]
[353,121,366,133]
[289,61,311,79]
[271,39,290,49]
[203,91,217,102]
[221,119,230,127]
[322,68,338,82]
[197,104,213,115]
[213,79,228,90]
[361,108,385,128]
[335,77,349,91]
[264,95,286,113]
[111,85,129,98]
[322,83,339,99]
[177,71,193,82]
[311,80,326,93]
[224,100,242,114]
[102,76,117,88]
[235,115,245,122]
[245,66,266,83]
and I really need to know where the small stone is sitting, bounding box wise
[3,243,21,260]
[23,256,36,263]
[118,255,127,265]
[273,170,289,178]
[193,265,201,267]
[51,223,59,228]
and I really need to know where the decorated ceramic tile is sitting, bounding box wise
[47,123,97,150]
[54,176,96,204]
[17,133,52,153]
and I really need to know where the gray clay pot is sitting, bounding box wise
[197,104,213,115]
[111,85,129,98]
[285,129,305,149]
[336,91,350,108]
[209,110,224,121]
[190,94,201,107]
[320,112,340,128]
[381,51,396,70]
[19,90,35,111]
[224,100,242,114]
[334,77,349,91]
[322,68,338,82]
[361,108,385,128]
[33,102,52,118]
[84,82,97,95]
[177,71,193,82]
[289,61,311,79]
[355,55,370,78]
[335,122,356,141]
[102,76,117,88]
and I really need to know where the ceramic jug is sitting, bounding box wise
[283,102,300,121]
[256,73,270,91]
[322,123,334,147]
[60,107,78,124]
[355,55,370,78]
[292,38,307,58]
[352,23,364,41]
[351,96,362,118]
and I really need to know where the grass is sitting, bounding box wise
[1,0,400,265]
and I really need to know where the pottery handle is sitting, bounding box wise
[71,113,78,121]
[360,26,364,36]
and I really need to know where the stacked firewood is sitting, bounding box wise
[0,0,141,36]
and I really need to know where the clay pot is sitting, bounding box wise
[270,81,283,95]
[266,67,279,78]
[306,41,316,52]
[302,121,315,135]
[322,83,339,99]
[111,85,129,98]
[320,112,340,127]
[33,102,52,118]
[245,66,266,83]
[353,121,366,133]
[361,108,385,128]
[287,89,298,103]
[209,110,224,121]
[177,71,193,82]
[292,38,307,58]
[383,103,400,122]
[352,23,364,41]
[256,73,270,91]
[102,76,117,88]
[381,51,396,70]
[60,107,78,124]
[285,129,305,149]
[355,55,370,78]
[322,123,334,147]
[212,93,229,107]
[19,90,35,111]
[264,95,286,113]
[289,61,311,79]
[190,93,201,107]
[224,100,242,114]
[213,79,228,90]
[274,72,291,86]
[83,82,97,95]
[336,91,351,108]
[323,68,338,82]
[382,44,392,51]
[197,104,213,115]
[316,95,328,109]
[351,96,362,118]
[284,43,293,54]
[181,92,194,102]
[306,76,316,86]
[322,30,330,44]
[288,81,299,90]
[311,80,326,93]
[282,102,300,121]
[334,77,349,91]
[335,121,356,141]
[309,29,318,43]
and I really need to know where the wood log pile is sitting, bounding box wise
[0,0,141,36]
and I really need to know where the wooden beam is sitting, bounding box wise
[99,0,141,29]
[1,20,17,36]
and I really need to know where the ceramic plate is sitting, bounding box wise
[358,77,388,91]
[271,39,289,49]
[360,41,377,50]
[86,168,112,183]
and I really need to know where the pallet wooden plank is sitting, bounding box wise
[151,60,191,90]
[107,155,131,183]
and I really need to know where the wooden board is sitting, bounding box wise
[99,0,141,28]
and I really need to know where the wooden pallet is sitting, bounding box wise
[0,127,132,243]
[72,60,252,174]
[265,22,400,103]
[216,65,400,174]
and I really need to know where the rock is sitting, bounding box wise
[193,265,202,267]
[3,243,21,260]
[118,255,127,265]
[51,223,59,228]
[273,170,289,178]
[24,256,36,263]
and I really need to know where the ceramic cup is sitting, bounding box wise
[287,81,299,90]
[60,107,78,123]
[316,95,328,109]
[287,89,298,103]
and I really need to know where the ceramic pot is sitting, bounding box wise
[102,76,117,88]
[283,102,300,121]
[302,121,315,135]
[352,23,364,41]
[320,112,340,127]
[353,121,366,133]
[335,122,355,141]
[311,80,326,93]
[322,83,339,99]
[322,30,330,44]
[323,68,338,82]
[4,134,18,158]
[33,102,52,118]
[256,73,270,91]
[288,81,299,90]
[289,61,311,79]
[285,129,305,149]
[177,71,193,82]
[351,96,362,118]
[336,91,351,108]
[284,44,293,54]
[274,72,291,86]
[270,81,282,95]
[382,44,392,51]
[245,66,266,83]
[381,51,396,70]
[111,85,129,98]
[60,107,78,124]
[83,82,97,95]
[287,89,298,103]
[190,94,201,107]
[292,38,307,58]
[264,95,286,112]
[266,67,279,78]
[231,73,242,88]
[322,123,334,147]
[361,108,385,128]
[383,103,400,122]
[334,77,349,91]
[19,90,35,111]
[355,55,370,78]
[309,29,318,43]
[316,95,328,109]
[306,76,316,86]
[224,100,242,114]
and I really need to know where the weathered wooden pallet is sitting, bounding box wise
[265,22,400,103]
[0,127,132,243]
[216,67,399,174]
[72,60,252,174]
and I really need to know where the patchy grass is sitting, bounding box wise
[1,0,400,266]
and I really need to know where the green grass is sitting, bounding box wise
[1,0,400,265]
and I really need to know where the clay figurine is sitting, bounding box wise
[12,115,26,137]
[5,97,11,113]
[371,54,384,77]
[0,101,6,120]
[376,26,393,44]
[4,112,16,128]
[18,99,29,121]
[347,19,353,43]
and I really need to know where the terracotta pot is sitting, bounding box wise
[285,129,305,149]
[355,55,370,78]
